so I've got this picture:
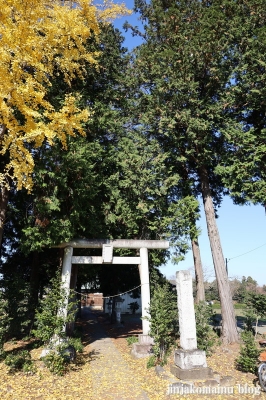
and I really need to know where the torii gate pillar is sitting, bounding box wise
[60,245,152,335]
[61,246,73,321]
[139,247,150,335]
[58,239,169,355]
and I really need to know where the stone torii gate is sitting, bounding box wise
[56,239,169,336]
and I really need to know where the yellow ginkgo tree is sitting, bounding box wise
[0,0,128,245]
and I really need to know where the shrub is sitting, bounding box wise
[72,326,83,338]
[243,307,256,333]
[22,361,37,375]
[195,301,220,356]
[144,281,179,365]
[147,355,156,369]
[236,330,260,373]
[32,272,77,346]
[42,351,66,376]
[68,337,83,353]
[126,336,139,346]
[0,291,11,351]
[58,343,76,363]
[5,350,35,373]
[0,349,6,361]
[41,338,81,375]
[244,293,266,336]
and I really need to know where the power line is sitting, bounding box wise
[228,242,266,262]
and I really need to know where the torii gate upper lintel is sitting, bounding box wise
[56,238,169,249]
[57,239,169,336]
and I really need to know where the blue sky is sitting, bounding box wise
[160,197,266,287]
[113,0,143,49]
[113,2,266,287]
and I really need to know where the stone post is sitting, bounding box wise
[176,270,197,350]
[170,270,213,380]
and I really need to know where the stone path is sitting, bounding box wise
[82,307,150,400]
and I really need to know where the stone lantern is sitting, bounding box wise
[114,295,124,324]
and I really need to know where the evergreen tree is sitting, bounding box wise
[124,0,258,343]
[0,1,127,248]
[0,24,130,331]
[145,272,178,364]
[215,1,266,206]
[0,22,194,335]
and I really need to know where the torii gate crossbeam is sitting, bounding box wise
[58,239,169,338]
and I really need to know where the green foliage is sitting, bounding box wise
[205,281,220,302]
[146,355,156,369]
[41,351,67,376]
[211,303,221,310]
[243,307,256,333]
[22,361,37,375]
[0,269,31,340]
[32,271,80,376]
[71,326,83,339]
[0,19,197,323]
[101,131,186,265]
[126,0,240,210]
[247,292,266,319]
[195,302,220,356]
[58,343,76,363]
[41,341,78,375]
[234,303,245,309]
[18,24,130,254]
[234,277,258,303]
[126,336,139,346]
[128,302,140,314]
[0,291,11,350]
[213,3,266,205]
[242,292,266,336]
[32,272,77,345]
[67,337,84,353]
[235,331,260,373]
[126,0,266,341]
[5,350,35,374]
[145,280,178,365]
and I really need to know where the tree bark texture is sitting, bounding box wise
[191,238,205,303]
[199,166,239,344]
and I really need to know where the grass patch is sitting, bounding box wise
[126,336,138,346]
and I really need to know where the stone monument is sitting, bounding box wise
[170,270,213,380]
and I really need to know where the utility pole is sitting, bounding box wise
[225,258,228,276]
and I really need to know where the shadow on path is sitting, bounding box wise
[79,307,149,400]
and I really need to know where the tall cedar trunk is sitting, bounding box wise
[191,238,205,303]
[199,166,238,344]
[0,185,9,251]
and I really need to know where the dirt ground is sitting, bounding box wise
[0,312,265,400]
[103,313,266,400]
